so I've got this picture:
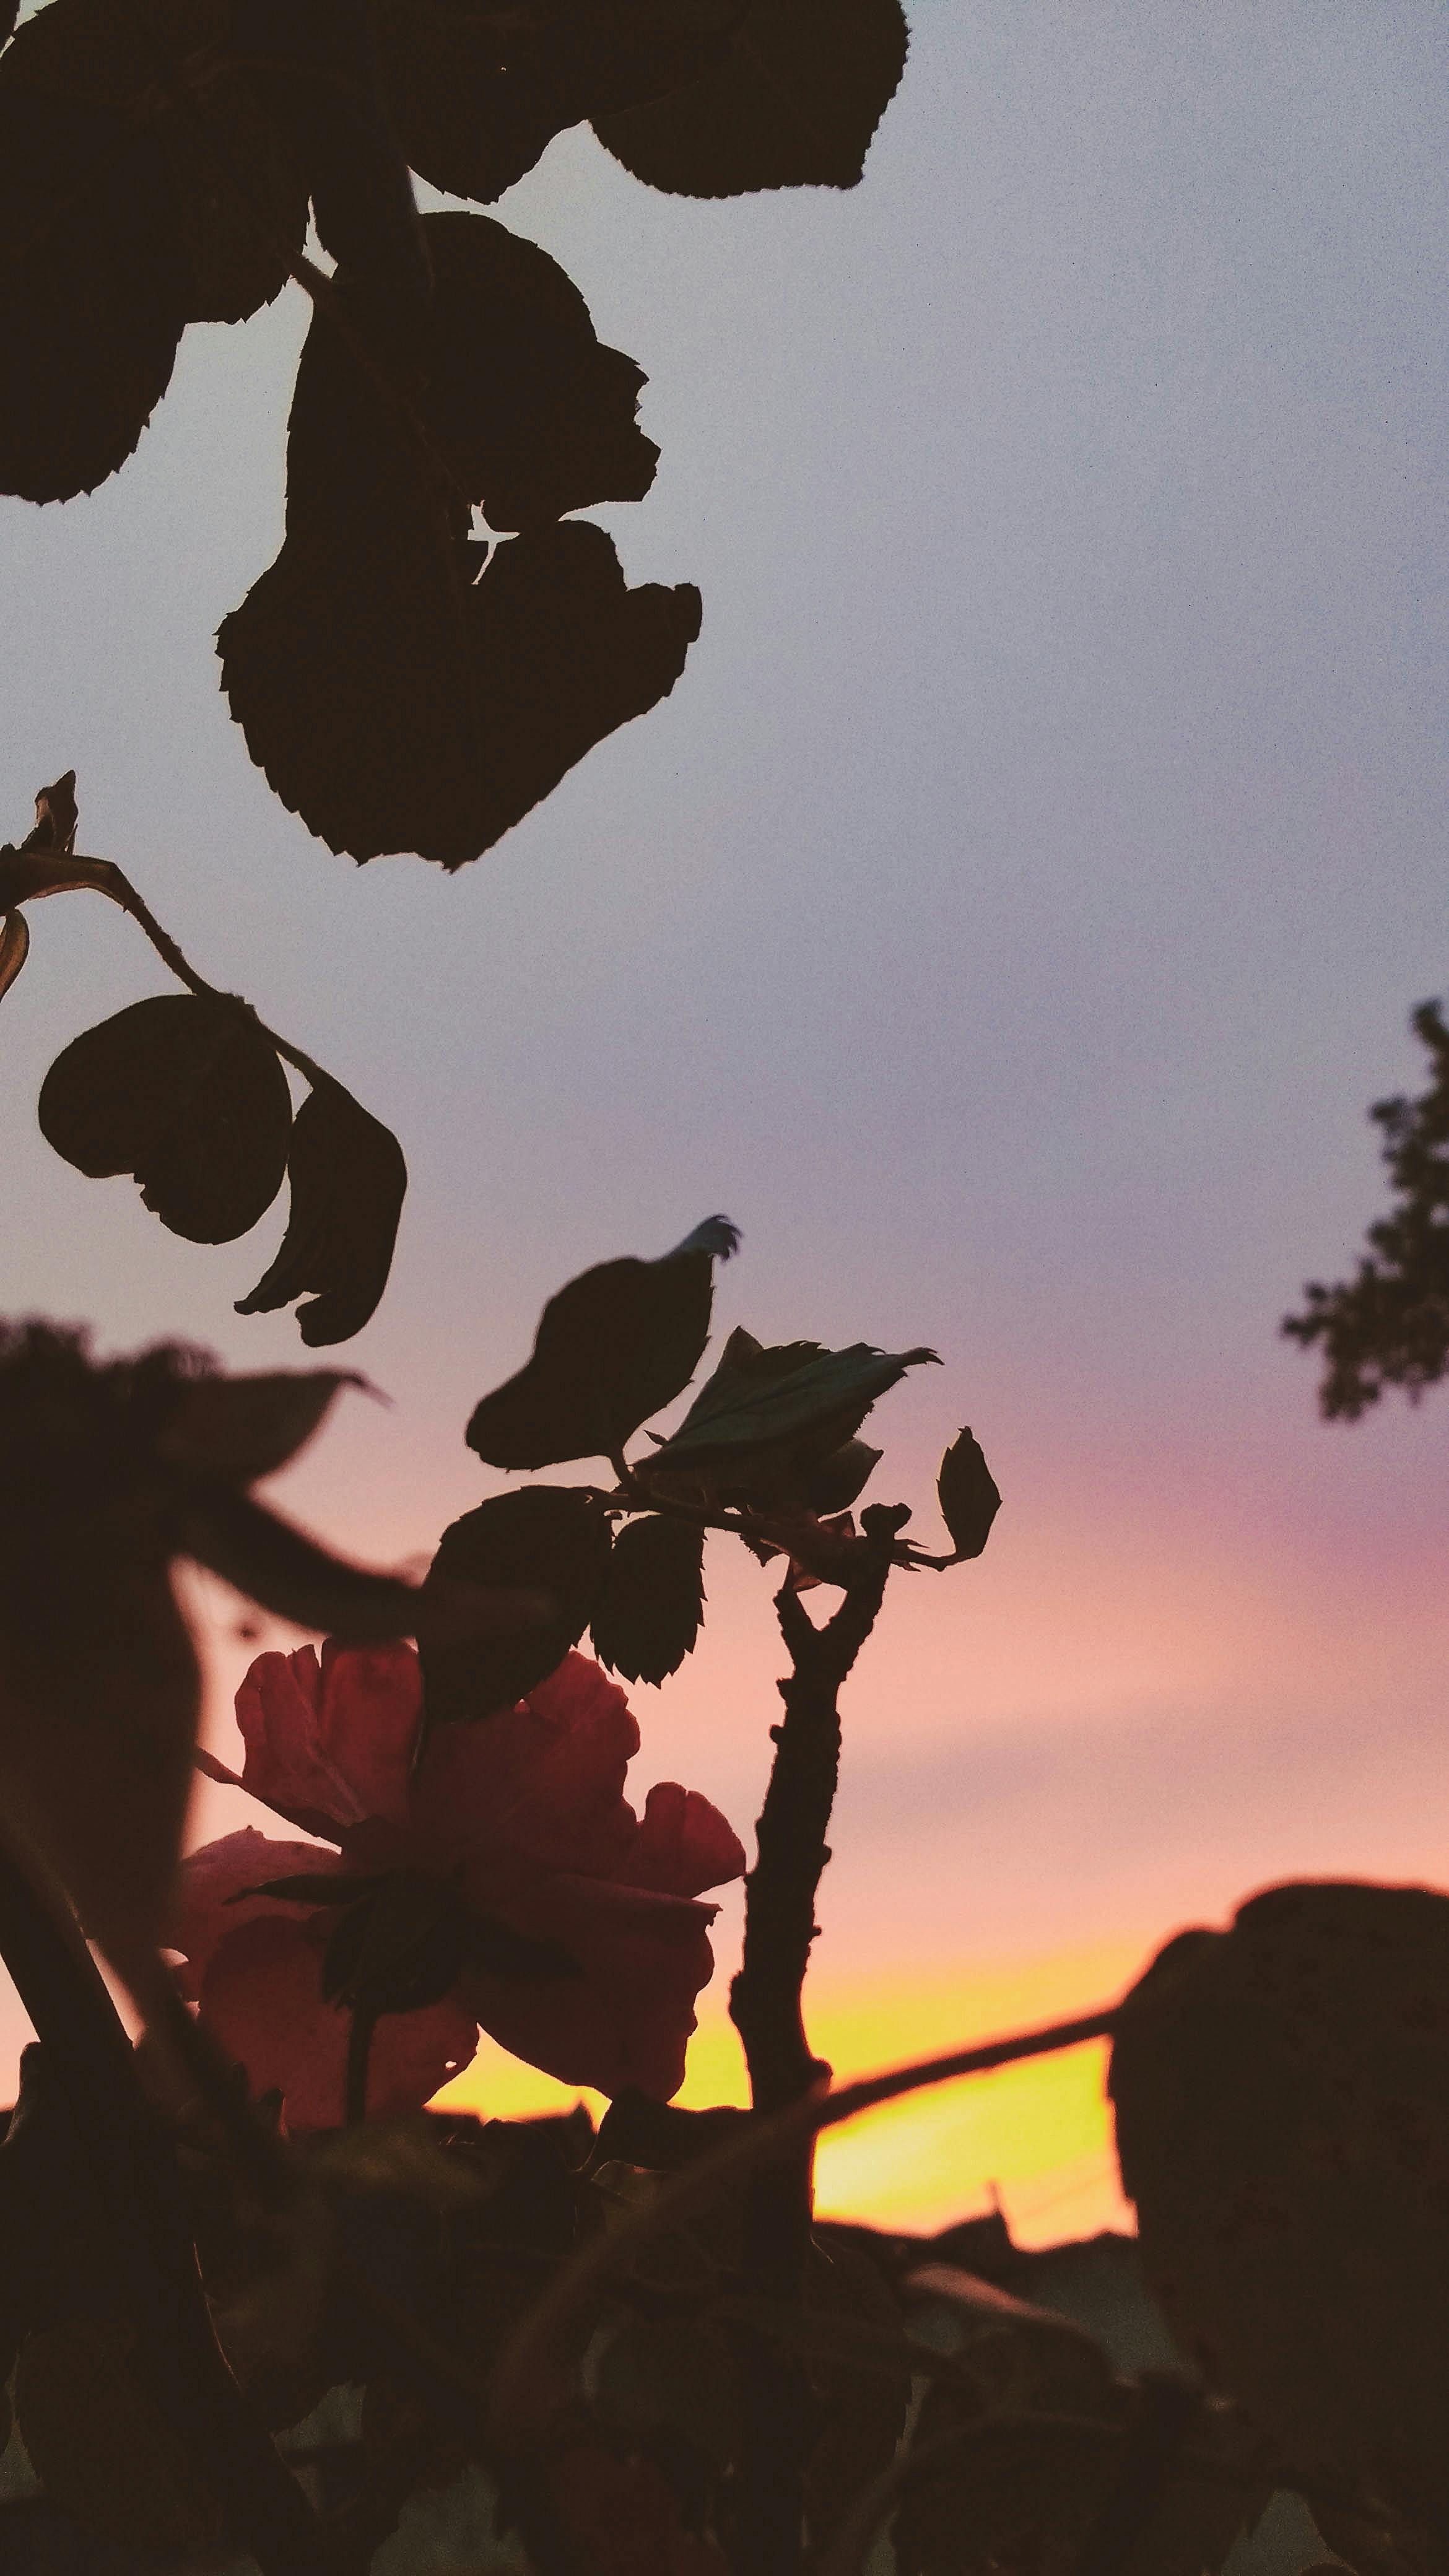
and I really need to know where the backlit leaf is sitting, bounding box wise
[468,1216,738,1469]
[1111,1881,1449,2535]
[594,0,908,197]
[422,1485,611,1721]
[643,1327,938,1492]
[236,1074,407,1346]
[38,992,292,1244]
[590,1513,705,1684]
[936,1428,1001,1560]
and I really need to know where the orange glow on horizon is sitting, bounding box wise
[432,1936,1141,2248]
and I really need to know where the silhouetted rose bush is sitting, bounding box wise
[0,4,1434,2572]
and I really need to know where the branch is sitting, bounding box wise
[731,1503,909,2113]
[54,853,331,1092]
[722,1505,908,2576]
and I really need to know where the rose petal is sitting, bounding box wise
[411,1651,641,1878]
[237,1640,421,1834]
[198,1914,478,2130]
[167,1827,346,1996]
[461,1867,721,2100]
[620,1782,747,1900]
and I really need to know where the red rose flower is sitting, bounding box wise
[170,1643,746,2129]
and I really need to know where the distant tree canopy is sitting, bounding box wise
[1284,999,1449,1418]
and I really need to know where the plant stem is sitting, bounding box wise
[726,1504,909,2576]
[63,853,331,1092]
[0,1831,328,2574]
[603,1460,945,1588]
[345,2003,376,2126]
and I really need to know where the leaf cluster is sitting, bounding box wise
[425,1220,1001,1732]
[0,1325,548,2004]
[1284,999,1449,1417]
[3,772,409,1343]
[83,2098,1257,2576]
[2,0,908,868]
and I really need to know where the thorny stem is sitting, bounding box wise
[602,1459,942,1590]
[0,1832,329,2575]
[726,1503,910,2576]
[732,1506,909,2112]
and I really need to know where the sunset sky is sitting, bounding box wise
[3,2,1448,2243]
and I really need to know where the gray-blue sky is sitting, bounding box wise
[2,4,1447,2062]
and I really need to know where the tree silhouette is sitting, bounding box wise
[1285,999,1449,1418]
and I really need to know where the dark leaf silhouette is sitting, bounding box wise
[229,0,429,294]
[15,2315,222,2554]
[468,1215,738,1469]
[320,1869,473,2014]
[375,0,738,206]
[0,1330,421,1997]
[0,0,307,502]
[278,211,661,534]
[219,211,695,866]
[217,508,700,870]
[174,1484,424,1642]
[22,768,78,855]
[302,1868,580,2012]
[590,1513,705,1684]
[643,1326,938,1502]
[594,0,908,197]
[38,992,292,1245]
[422,1485,611,1722]
[801,1437,881,1515]
[0,768,95,910]
[0,910,28,1006]
[805,2237,912,2551]
[1111,1881,1449,2538]
[893,2398,1253,2576]
[236,1073,407,1346]
[155,1367,363,1482]
[1285,999,1449,1417]
[936,1427,1001,1560]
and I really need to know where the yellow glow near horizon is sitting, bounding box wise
[432,1935,1141,2248]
